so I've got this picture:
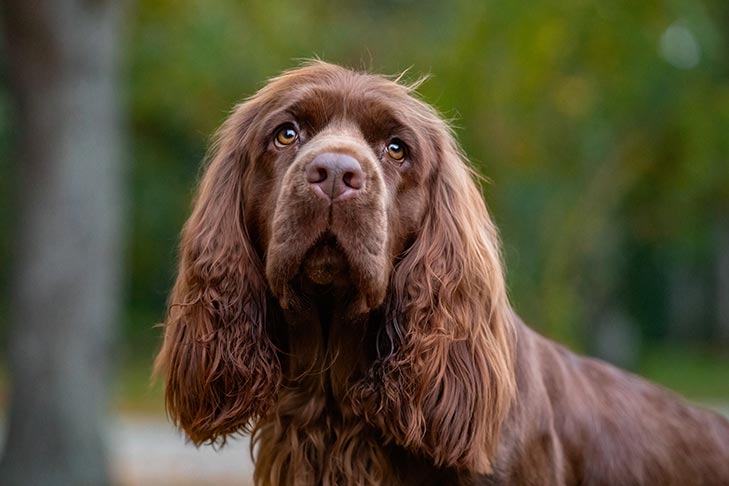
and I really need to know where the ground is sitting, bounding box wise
[109,416,253,486]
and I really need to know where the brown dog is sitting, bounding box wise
[155,61,729,485]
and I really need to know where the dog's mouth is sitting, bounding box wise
[301,232,351,287]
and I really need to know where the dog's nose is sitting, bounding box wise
[305,152,365,202]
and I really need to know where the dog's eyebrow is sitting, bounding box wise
[351,98,421,150]
[261,88,334,135]
[259,107,300,137]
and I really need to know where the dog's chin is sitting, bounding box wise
[269,232,387,315]
[301,234,350,287]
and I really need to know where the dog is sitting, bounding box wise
[155,61,729,485]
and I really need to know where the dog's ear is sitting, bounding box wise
[154,101,280,446]
[359,129,516,473]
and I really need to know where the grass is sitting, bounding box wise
[637,344,729,404]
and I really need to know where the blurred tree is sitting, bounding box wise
[0,0,129,484]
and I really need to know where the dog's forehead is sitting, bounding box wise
[284,83,414,136]
[253,66,442,164]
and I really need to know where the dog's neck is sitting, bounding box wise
[278,284,379,403]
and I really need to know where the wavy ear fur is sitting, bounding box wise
[359,133,516,473]
[154,104,280,446]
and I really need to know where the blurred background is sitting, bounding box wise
[0,0,727,484]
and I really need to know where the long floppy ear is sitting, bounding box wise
[361,133,516,473]
[154,103,280,446]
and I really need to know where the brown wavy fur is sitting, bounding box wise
[155,62,729,485]
[349,135,515,473]
[153,100,282,445]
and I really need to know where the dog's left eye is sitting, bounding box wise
[274,125,299,147]
[386,139,406,161]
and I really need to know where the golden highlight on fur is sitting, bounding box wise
[155,62,729,485]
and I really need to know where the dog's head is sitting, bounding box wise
[156,61,515,473]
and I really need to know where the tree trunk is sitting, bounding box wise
[0,1,127,484]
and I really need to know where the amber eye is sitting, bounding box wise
[275,125,298,146]
[386,139,406,161]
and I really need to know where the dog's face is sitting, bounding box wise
[238,70,442,313]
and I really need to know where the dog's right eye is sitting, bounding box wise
[274,125,299,147]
